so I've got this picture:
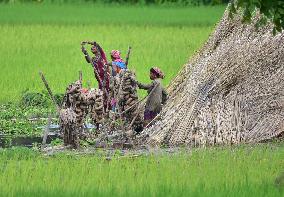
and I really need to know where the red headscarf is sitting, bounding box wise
[150,67,164,79]
[111,50,124,63]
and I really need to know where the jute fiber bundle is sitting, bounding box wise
[118,70,143,129]
[146,8,284,147]
[88,88,104,125]
[60,81,87,148]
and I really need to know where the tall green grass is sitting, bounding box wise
[0,4,225,26]
[0,144,283,196]
[0,4,225,102]
[0,0,229,6]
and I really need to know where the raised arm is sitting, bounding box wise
[81,45,92,63]
[136,80,155,90]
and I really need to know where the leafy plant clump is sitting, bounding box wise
[229,0,284,34]
[0,102,56,137]
[20,91,49,107]
[20,90,64,107]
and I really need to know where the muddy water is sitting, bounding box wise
[0,133,61,148]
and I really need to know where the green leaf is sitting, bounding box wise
[255,16,268,29]
[242,7,252,23]
[272,27,277,35]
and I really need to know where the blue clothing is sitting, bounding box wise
[112,61,127,76]
[112,61,127,69]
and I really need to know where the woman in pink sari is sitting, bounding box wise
[81,42,110,92]
[81,41,110,110]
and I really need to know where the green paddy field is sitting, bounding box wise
[0,3,225,102]
[0,144,283,197]
[0,3,283,197]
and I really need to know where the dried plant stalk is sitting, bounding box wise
[145,8,284,147]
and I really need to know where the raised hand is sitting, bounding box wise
[81,46,87,54]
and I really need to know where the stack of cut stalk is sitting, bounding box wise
[117,70,143,131]
[41,66,146,149]
[60,83,108,147]
[59,108,78,148]
[87,88,104,126]
[60,80,88,148]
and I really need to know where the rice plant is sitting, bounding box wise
[0,4,225,102]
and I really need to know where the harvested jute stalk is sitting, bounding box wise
[87,88,105,129]
[145,8,284,147]
[39,71,60,110]
[116,70,143,131]
[120,93,148,116]
[60,80,90,148]
[59,108,80,148]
